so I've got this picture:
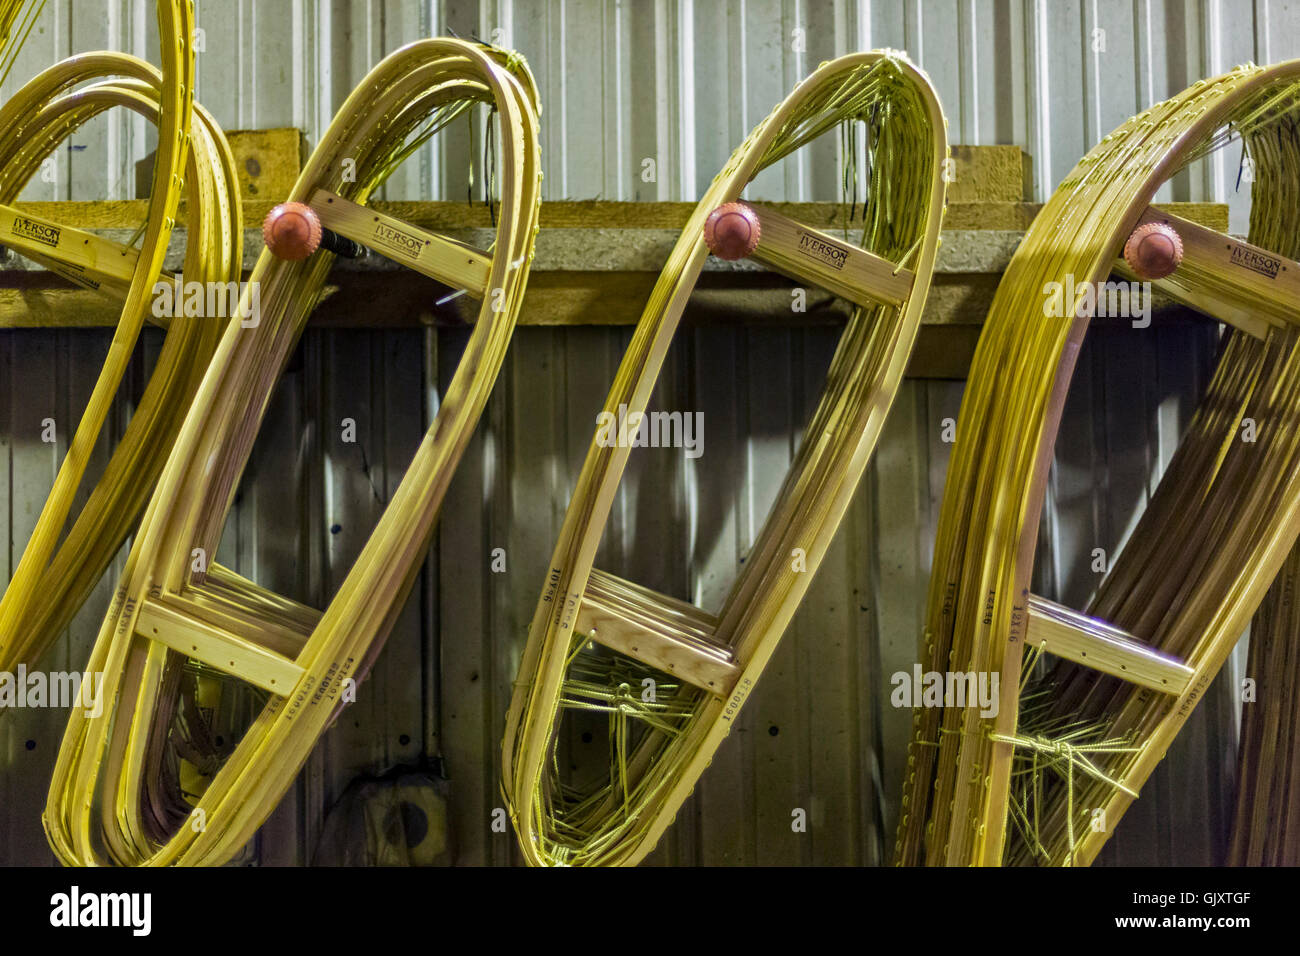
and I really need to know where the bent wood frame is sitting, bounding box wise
[503,50,947,867]
[897,59,1300,867]
[43,38,541,866]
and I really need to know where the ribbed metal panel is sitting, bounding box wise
[0,1,1287,865]
[10,0,1300,210]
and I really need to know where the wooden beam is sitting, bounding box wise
[228,127,306,201]
[0,197,1229,234]
[137,127,306,203]
[946,145,1032,203]
[0,199,1231,349]
[134,599,305,695]
[1025,594,1194,694]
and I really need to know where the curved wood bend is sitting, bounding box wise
[0,9,244,684]
[896,58,1300,869]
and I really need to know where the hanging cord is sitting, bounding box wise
[484,106,498,227]
[0,0,46,87]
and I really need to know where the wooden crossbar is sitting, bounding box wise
[1115,205,1300,340]
[577,569,738,696]
[0,200,137,295]
[1025,594,1194,694]
[747,203,915,309]
[134,599,305,695]
[310,188,493,295]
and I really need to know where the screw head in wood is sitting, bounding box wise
[1123,221,1183,280]
[263,201,322,260]
[704,202,761,261]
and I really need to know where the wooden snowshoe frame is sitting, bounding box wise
[43,38,541,867]
[896,60,1300,867]
[503,50,947,867]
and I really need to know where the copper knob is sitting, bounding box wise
[263,201,323,260]
[704,202,761,261]
[1123,221,1183,280]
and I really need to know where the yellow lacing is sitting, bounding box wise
[991,723,1140,866]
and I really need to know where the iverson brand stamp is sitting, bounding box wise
[1230,244,1282,279]
[796,230,849,270]
[371,221,424,259]
[10,215,60,247]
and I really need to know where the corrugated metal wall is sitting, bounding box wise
[2,0,1293,865]
[0,322,1233,866]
